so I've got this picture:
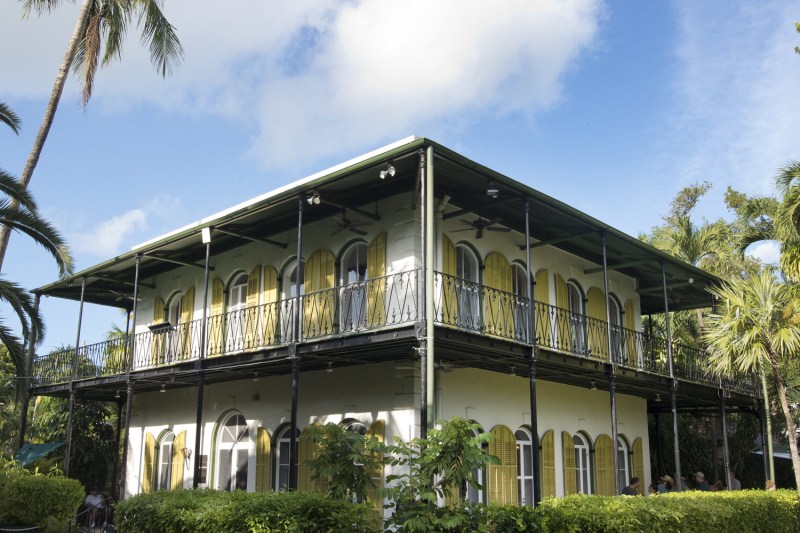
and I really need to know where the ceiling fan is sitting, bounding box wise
[453,216,511,239]
[330,209,372,236]
[110,289,141,302]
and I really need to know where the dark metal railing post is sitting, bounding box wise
[64,277,86,477]
[288,197,304,490]
[661,260,682,489]
[524,198,541,506]
[418,148,428,440]
[600,232,619,494]
[194,230,212,488]
[119,254,140,499]
[18,292,40,449]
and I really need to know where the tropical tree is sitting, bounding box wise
[704,270,800,496]
[0,0,183,270]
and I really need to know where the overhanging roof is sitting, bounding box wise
[35,137,720,314]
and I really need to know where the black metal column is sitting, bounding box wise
[660,260,682,489]
[710,414,719,484]
[111,399,123,501]
[64,277,86,477]
[600,232,619,494]
[288,197,304,490]
[418,148,428,440]
[757,408,768,485]
[524,198,541,506]
[18,292,40,449]
[654,410,663,478]
[119,254,141,499]
[193,234,212,488]
[720,396,731,489]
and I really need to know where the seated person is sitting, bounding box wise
[84,489,104,528]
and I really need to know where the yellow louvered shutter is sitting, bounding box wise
[484,253,513,339]
[586,287,606,358]
[555,275,569,350]
[142,432,155,494]
[632,438,644,495]
[245,266,261,349]
[366,420,385,529]
[298,425,325,492]
[367,233,386,327]
[488,425,518,505]
[594,434,615,496]
[170,430,186,490]
[534,269,550,346]
[256,427,272,493]
[179,288,194,358]
[541,430,556,499]
[562,431,577,495]
[151,297,166,365]
[624,299,637,366]
[261,266,279,345]
[209,278,225,356]
[304,250,335,338]
[441,235,457,325]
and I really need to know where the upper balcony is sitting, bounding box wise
[31,269,757,400]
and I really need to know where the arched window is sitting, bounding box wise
[158,431,175,491]
[226,274,249,351]
[512,264,530,341]
[343,419,367,435]
[217,412,250,491]
[616,436,631,493]
[455,245,480,330]
[573,433,592,494]
[273,425,299,491]
[608,296,623,362]
[341,243,368,331]
[281,261,305,342]
[567,281,586,354]
[515,427,534,506]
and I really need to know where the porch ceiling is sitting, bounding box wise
[35,138,719,314]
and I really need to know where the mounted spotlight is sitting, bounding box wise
[160,384,166,393]
[589,380,597,391]
[326,362,334,373]
[306,192,321,205]
[379,163,396,180]
[655,393,662,402]
[486,180,500,198]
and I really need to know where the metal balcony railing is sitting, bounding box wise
[30,269,757,395]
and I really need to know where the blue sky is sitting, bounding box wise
[1,0,798,351]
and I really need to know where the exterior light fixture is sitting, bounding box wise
[688,277,695,284]
[306,192,321,205]
[589,380,597,391]
[252,372,259,382]
[509,366,516,376]
[486,181,500,198]
[326,362,334,373]
[201,227,212,244]
[655,393,662,402]
[114,390,121,399]
[379,163,396,180]
[160,384,166,393]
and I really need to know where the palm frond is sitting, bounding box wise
[0,102,21,135]
[0,206,74,277]
[0,169,38,211]
[136,0,183,77]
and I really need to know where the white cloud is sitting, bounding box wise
[0,0,602,166]
[72,209,147,257]
[746,240,780,265]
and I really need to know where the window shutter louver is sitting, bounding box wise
[586,287,606,357]
[179,288,194,358]
[142,432,155,494]
[541,430,556,499]
[367,233,386,327]
[366,420,386,528]
[256,427,272,493]
[441,235,457,325]
[150,297,166,365]
[488,425,518,505]
[594,434,615,496]
[171,430,186,490]
[209,278,225,356]
[484,253,513,339]
[632,438,644,495]
[562,431,577,495]
[624,299,637,366]
[554,275,570,350]
[304,250,335,337]
[245,266,261,349]
[261,266,279,345]
[534,269,551,346]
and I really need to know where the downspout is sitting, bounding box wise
[18,293,40,449]
[525,198,541,506]
[289,197,304,489]
[660,260,682,489]
[425,146,435,434]
[64,277,86,477]
[600,232,619,494]
[193,229,212,488]
[418,149,428,439]
[119,253,141,500]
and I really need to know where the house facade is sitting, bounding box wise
[25,137,760,513]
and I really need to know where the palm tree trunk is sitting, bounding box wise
[760,369,775,482]
[773,367,800,496]
[0,0,92,272]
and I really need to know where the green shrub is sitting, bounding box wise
[0,474,84,528]
[114,489,371,533]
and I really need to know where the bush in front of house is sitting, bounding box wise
[114,489,372,533]
[0,457,84,530]
[535,490,800,533]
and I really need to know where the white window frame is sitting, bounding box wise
[573,433,592,495]
[455,245,480,330]
[340,243,368,332]
[157,431,175,491]
[515,427,534,506]
[273,425,298,492]
[216,412,250,492]
[616,436,631,493]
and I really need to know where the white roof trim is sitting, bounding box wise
[132,135,419,250]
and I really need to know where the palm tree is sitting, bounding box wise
[0,0,183,270]
[704,270,800,496]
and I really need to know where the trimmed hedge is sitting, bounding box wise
[0,474,84,528]
[536,490,800,533]
[114,489,372,533]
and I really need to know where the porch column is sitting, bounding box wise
[64,277,86,477]
[660,260,682,489]
[524,198,541,506]
[710,414,719,483]
[600,232,619,494]
[720,396,731,489]
[288,196,304,490]
[193,229,212,488]
[654,410,664,479]
[111,399,123,500]
[119,253,141,499]
[18,292,40,449]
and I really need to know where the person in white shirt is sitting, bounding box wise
[729,471,742,490]
[84,489,104,528]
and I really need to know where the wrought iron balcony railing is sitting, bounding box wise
[30,269,757,396]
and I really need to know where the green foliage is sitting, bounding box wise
[382,417,499,532]
[535,491,800,533]
[303,422,381,502]
[114,489,371,533]
[0,456,84,528]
